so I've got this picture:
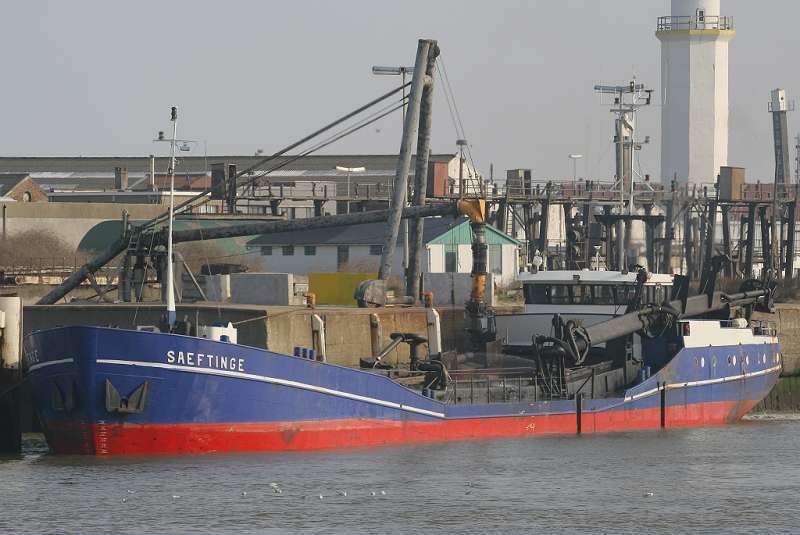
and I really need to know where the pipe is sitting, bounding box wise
[37,237,128,305]
[786,201,797,281]
[37,203,461,305]
[378,39,433,281]
[465,219,488,344]
[171,203,457,244]
[759,206,772,272]
[567,287,770,354]
[721,205,732,277]
[744,203,756,278]
[407,40,439,300]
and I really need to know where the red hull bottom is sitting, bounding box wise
[43,399,761,456]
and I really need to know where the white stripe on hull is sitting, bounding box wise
[624,365,782,402]
[96,358,447,419]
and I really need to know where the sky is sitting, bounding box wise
[1,0,798,182]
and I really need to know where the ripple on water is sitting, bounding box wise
[1,422,800,534]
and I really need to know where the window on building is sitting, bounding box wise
[445,245,457,273]
[22,191,32,202]
[337,245,349,269]
[261,246,273,256]
[369,245,382,256]
[304,246,316,256]
[282,246,295,256]
[489,244,502,275]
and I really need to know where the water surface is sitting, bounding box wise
[2,416,799,534]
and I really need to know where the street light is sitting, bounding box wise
[335,166,366,214]
[568,154,583,183]
[371,66,414,119]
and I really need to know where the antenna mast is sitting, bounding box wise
[593,79,653,214]
[166,106,178,326]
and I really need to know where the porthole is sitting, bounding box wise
[712,356,717,367]
[700,357,705,368]
[745,356,750,366]
[732,356,737,366]
[763,354,767,364]
[727,356,733,365]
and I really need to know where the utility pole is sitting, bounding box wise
[407,42,439,300]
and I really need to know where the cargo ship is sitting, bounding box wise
[21,103,782,455]
[23,310,780,455]
[22,174,783,455]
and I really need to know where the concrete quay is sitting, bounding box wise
[22,302,462,368]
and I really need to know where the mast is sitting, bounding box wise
[166,106,178,326]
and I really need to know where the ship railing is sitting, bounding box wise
[657,15,733,31]
[445,367,562,405]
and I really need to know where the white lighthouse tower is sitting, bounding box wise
[657,0,735,184]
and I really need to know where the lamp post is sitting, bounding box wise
[372,65,414,120]
[569,154,583,184]
[335,166,366,214]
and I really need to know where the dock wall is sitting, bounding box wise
[754,304,800,376]
[23,303,438,368]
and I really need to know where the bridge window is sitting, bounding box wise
[523,283,636,305]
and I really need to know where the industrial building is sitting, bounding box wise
[244,217,520,286]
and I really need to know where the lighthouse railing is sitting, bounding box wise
[657,16,733,32]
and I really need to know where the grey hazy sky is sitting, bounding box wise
[1,0,797,182]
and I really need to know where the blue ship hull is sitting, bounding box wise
[23,325,781,455]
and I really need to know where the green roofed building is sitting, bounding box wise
[245,216,521,285]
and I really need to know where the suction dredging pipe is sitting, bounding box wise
[461,199,490,346]
[541,286,774,366]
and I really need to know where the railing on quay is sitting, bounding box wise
[0,257,118,286]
